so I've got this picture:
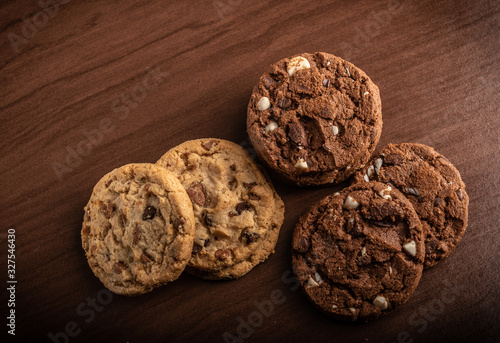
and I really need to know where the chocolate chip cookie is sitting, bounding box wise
[247,52,382,186]
[81,163,195,295]
[292,182,425,321]
[353,143,469,268]
[156,138,285,279]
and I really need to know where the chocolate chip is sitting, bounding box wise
[202,140,216,151]
[101,202,115,219]
[243,182,257,189]
[215,249,230,260]
[296,84,311,93]
[133,225,142,244]
[142,206,157,220]
[346,217,363,237]
[372,220,393,227]
[456,188,464,201]
[242,231,260,244]
[384,154,403,165]
[204,239,210,247]
[119,213,128,227]
[277,98,292,109]
[230,164,236,171]
[295,236,309,252]
[228,178,238,190]
[82,225,90,235]
[187,183,206,206]
[288,122,308,147]
[141,253,152,263]
[192,243,203,255]
[262,76,276,88]
[235,201,251,214]
[173,217,186,230]
[113,262,127,273]
[249,193,261,200]
[105,179,113,187]
[203,213,213,227]
[322,78,331,87]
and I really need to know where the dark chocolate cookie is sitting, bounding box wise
[353,143,469,268]
[247,52,382,186]
[292,182,425,321]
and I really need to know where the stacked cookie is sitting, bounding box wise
[81,139,284,295]
[81,51,468,320]
[246,52,469,321]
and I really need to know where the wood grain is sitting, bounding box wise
[1,0,499,342]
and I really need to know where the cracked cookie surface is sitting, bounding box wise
[353,143,469,268]
[247,52,382,186]
[81,163,195,295]
[292,182,424,321]
[156,138,285,279]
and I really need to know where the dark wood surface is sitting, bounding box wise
[1,0,499,342]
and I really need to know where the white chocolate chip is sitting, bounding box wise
[389,266,393,275]
[314,272,323,285]
[363,91,370,96]
[307,276,319,288]
[349,308,358,321]
[295,158,308,170]
[287,56,311,76]
[346,165,351,170]
[344,195,359,209]
[332,125,339,135]
[345,67,351,77]
[373,296,388,310]
[334,192,340,196]
[363,174,369,182]
[257,96,270,111]
[332,304,337,309]
[403,240,417,257]
[264,121,278,132]
[374,158,383,174]
[367,165,375,177]
[327,61,331,66]
[379,185,392,200]
[361,247,367,256]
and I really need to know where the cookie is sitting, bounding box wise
[247,52,382,186]
[292,182,425,321]
[156,138,285,279]
[353,143,469,268]
[81,163,195,295]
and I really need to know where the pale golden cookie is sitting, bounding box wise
[81,163,195,295]
[156,139,285,279]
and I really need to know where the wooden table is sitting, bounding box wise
[1,0,499,342]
